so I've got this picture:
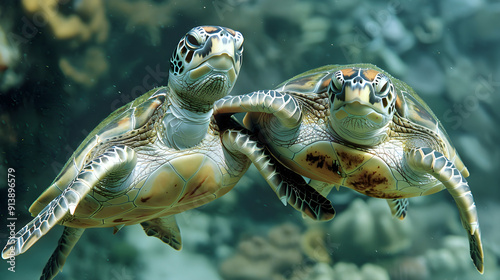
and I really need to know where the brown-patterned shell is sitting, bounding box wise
[29,87,167,216]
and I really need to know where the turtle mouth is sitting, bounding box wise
[344,102,373,116]
[189,54,237,83]
[334,102,386,125]
[330,103,391,146]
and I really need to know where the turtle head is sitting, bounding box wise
[328,67,396,146]
[169,26,244,112]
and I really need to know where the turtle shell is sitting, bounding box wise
[275,63,468,177]
[382,68,469,177]
[29,87,167,216]
[275,64,381,94]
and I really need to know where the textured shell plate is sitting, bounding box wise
[290,140,444,199]
[256,64,467,197]
[29,87,241,227]
[66,151,236,228]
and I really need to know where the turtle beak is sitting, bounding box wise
[202,30,240,68]
[331,79,386,125]
[332,79,373,110]
[344,86,371,104]
[343,101,374,116]
[204,54,238,86]
[341,83,374,115]
[188,31,241,82]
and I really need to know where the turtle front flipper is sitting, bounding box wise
[1,145,137,259]
[407,147,483,273]
[141,216,182,250]
[214,90,303,128]
[386,198,409,220]
[40,227,85,280]
[222,127,335,221]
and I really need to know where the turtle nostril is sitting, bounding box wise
[352,77,363,85]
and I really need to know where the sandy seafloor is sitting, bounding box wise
[0,0,499,279]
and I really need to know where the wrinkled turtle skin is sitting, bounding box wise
[214,63,484,273]
[1,26,334,280]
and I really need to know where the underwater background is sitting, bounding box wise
[0,0,499,279]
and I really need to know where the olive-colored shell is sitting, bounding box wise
[29,88,165,216]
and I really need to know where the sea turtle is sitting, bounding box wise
[214,64,484,273]
[2,26,334,280]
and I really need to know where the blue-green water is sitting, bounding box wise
[0,0,499,279]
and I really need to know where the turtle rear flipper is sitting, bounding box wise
[408,147,484,273]
[141,216,182,250]
[1,145,137,259]
[275,163,336,221]
[40,227,85,280]
[386,198,409,220]
[221,127,335,221]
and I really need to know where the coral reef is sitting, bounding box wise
[58,46,109,88]
[21,0,109,45]
[0,6,24,92]
[301,227,331,264]
[302,262,390,280]
[21,0,109,88]
[220,220,393,280]
[219,223,303,280]
[326,198,412,259]
[389,235,498,280]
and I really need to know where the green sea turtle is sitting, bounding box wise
[214,64,484,273]
[1,26,334,280]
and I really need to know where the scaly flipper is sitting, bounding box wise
[407,147,483,273]
[214,90,302,128]
[218,116,334,221]
[40,227,85,280]
[308,180,337,198]
[1,145,137,260]
[141,216,182,250]
[274,161,336,221]
[386,198,409,220]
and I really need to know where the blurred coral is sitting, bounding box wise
[22,0,108,45]
[0,7,23,92]
[59,46,108,88]
[106,0,175,46]
[21,0,110,88]
[389,235,498,280]
[301,227,331,264]
[302,262,390,280]
[327,198,412,259]
[219,223,303,280]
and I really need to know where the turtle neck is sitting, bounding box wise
[161,93,213,149]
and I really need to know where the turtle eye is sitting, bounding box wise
[374,74,391,97]
[329,71,344,94]
[235,34,244,54]
[185,33,203,49]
